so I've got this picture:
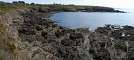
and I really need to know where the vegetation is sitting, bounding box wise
[0,1,31,14]
[0,24,6,34]
[0,1,125,14]
[0,54,4,60]
[0,18,16,60]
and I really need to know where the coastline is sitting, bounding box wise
[0,2,132,60]
[16,8,130,60]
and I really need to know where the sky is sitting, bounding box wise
[1,0,134,9]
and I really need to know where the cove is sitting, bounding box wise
[51,9,134,30]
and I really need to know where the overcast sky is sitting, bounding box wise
[1,0,134,9]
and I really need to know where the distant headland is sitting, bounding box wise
[0,1,126,14]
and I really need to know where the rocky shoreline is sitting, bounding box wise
[14,8,129,60]
[0,5,131,60]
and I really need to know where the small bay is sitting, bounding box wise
[51,9,134,30]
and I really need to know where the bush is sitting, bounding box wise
[0,24,6,34]
[0,54,4,60]
[12,1,25,4]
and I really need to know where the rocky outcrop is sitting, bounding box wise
[96,24,134,60]
[0,8,128,60]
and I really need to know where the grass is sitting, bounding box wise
[0,3,32,14]
[0,23,6,60]
[0,24,6,34]
[0,55,4,60]
[0,23,16,56]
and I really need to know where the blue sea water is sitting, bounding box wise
[51,9,134,30]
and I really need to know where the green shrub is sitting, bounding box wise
[7,42,16,53]
[0,55,4,60]
[0,24,6,34]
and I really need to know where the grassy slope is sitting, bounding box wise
[0,2,32,14]
[0,1,117,14]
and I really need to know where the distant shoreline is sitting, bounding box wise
[0,1,126,14]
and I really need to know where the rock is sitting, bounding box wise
[18,27,36,35]
[69,33,84,40]
[38,7,51,13]
[35,25,43,31]
[41,30,48,39]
